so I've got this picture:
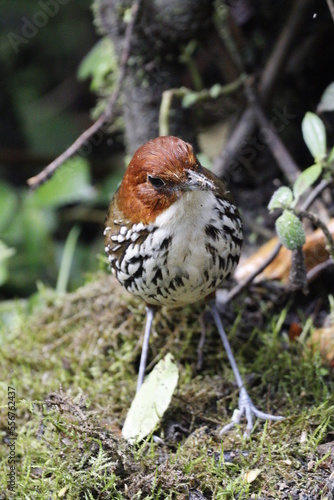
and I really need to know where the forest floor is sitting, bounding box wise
[0,273,334,499]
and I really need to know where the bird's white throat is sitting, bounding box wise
[154,190,217,232]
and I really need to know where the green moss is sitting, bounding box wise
[1,274,333,498]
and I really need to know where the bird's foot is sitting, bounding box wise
[219,386,284,437]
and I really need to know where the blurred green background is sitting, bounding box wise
[0,0,125,298]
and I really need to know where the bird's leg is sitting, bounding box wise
[136,306,155,392]
[210,302,284,436]
[196,310,207,371]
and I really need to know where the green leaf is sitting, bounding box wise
[293,164,322,202]
[0,240,15,286]
[317,82,334,113]
[301,112,326,160]
[56,226,81,294]
[31,157,94,209]
[268,187,293,211]
[78,38,117,92]
[122,353,179,443]
[182,92,199,108]
[275,210,305,250]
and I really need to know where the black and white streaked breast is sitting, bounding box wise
[104,190,242,307]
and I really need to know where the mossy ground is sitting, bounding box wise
[0,274,333,499]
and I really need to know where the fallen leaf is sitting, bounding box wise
[122,353,179,443]
[245,468,262,483]
[288,322,303,342]
[58,486,69,498]
[300,430,308,444]
[308,326,334,363]
[235,219,334,283]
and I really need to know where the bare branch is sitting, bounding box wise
[226,241,282,302]
[252,100,300,183]
[213,0,312,178]
[259,0,311,101]
[306,258,333,283]
[300,178,332,211]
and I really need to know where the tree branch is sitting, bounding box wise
[252,100,300,183]
[306,258,334,283]
[213,0,312,178]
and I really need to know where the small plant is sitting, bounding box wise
[268,103,334,285]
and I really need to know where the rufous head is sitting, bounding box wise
[116,136,219,224]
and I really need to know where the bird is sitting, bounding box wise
[104,135,283,435]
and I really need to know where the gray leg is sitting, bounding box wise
[210,302,284,435]
[196,310,207,371]
[136,306,155,392]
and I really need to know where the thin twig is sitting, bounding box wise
[298,210,334,260]
[27,114,108,189]
[300,178,332,211]
[306,258,333,283]
[326,0,334,23]
[226,241,282,302]
[159,75,247,136]
[27,0,143,190]
[259,0,310,101]
[252,100,300,183]
[212,106,255,175]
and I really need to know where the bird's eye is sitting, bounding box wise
[147,175,165,189]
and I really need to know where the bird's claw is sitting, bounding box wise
[219,387,284,437]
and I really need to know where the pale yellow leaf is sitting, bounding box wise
[245,468,262,483]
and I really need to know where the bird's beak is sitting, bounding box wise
[184,169,215,191]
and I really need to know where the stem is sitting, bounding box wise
[159,76,246,137]
[159,90,174,137]
[297,210,334,261]
[300,178,332,210]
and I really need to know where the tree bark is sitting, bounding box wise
[96,0,214,154]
